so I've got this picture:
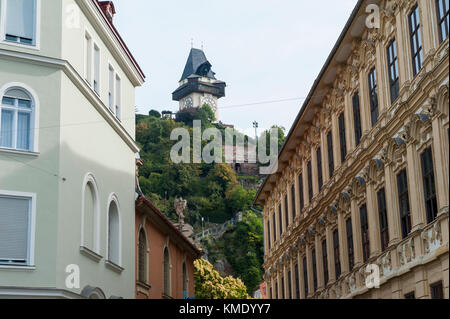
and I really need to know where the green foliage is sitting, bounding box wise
[148,109,161,118]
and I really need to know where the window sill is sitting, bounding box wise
[0,148,39,157]
[136,281,152,290]
[105,260,124,274]
[80,246,102,263]
[0,40,40,51]
[0,264,36,270]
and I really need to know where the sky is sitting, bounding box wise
[113,0,358,136]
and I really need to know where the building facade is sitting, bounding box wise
[0,0,145,298]
[255,0,449,299]
[135,195,202,299]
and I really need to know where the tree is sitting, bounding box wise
[149,109,161,118]
[194,259,250,299]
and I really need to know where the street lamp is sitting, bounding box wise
[253,121,259,144]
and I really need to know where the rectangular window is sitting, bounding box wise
[115,75,121,119]
[295,264,300,299]
[303,256,308,297]
[317,148,323,191]
[288,270,292,299]
[299,174,304,211]
[360,204,370,263]
[338,113,347,163]
[368,67,379,127]
[312,249,317,292]
[93,44,100,94]
[284,195,289,228]
[430,281,444,299]
[267,220,271,250]
[421,147,438,224]
[404,292,415,299]
[281,276,285,299]
[436,0,449,43]
[85,33,92,84]
[333,229,341,279]
[322,239,329,285]
[377,188,390,252]
[346,218,354,271]
[272,213,276,242]
[275,282,278,299]
[4,0,36,45]
[352,92,362,147]
[279,204,283,236]
[387,39,400,103]
[291,184,296,219]
[327,131,334,178]
[0,194,33,266]
[409,5,423,77]
[307,161,313,202]
[108,66,115,111]
[397,169,412,239]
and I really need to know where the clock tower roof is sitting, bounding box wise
[180,48,217,82]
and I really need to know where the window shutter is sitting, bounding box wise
[6,0,35,40]
[0,196,30,263]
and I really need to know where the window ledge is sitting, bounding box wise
[0,265,35,270]
[0,40,40,51]
[0,148,39,157]
[136,281,152,290]
[105,260,124,274]
[80,246,102,263]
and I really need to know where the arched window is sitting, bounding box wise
[163,247,171,297]
[81,174,100,255]
[138,228,147,283]
[107,197,120,266]
[0,87,34,151]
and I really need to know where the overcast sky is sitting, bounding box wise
[113,0,358,136]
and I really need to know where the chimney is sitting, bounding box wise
[98,1,116,24]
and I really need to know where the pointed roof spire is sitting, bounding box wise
[180,48,216,82]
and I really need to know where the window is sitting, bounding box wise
[421,147,438,224]
[295,264,300,299]
[312,249,317,292]
[346,218,354,270]
[322,239,329,285]
[307,161,313,202]
[360,204,370,263]
[163,247,171,297]
[405,292,415,299]
[338,113,347,163]
[368,67,379,127]
[397,169,412,239]
[182,262,188,299]
[291,184,296,219]
[333,229,341,279]
[281,276,285,299]
[317,147,323,191]
[387,39,400,103]
[108,66,115,111]
[0,192,34,266]
[299,174,304,211]
[284,195,289,228]
[288,270,292,299]
[430,281,444,299]
[272,213,276,242]
[352,92,362,147]
[303,256,308,297]
[93,44,100,94]
[275,282,278,299]
[327,131,334,178]
[84,33,92,84]
[82,178,99,252]
[267,220,271,250]
[0,88,34,151]
[409,5,423,77]
[137,228,147,283]
[436,0,449,43]
[107,198,120,266]
[115,75,121,119]
[4,0,37,46]
[279,204,283,236]
[377,188,389,252]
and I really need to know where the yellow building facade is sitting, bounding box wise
[255,0,449,299]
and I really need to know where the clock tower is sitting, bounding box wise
[172,48,226,121]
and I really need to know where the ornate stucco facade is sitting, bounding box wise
[255,0,449,299]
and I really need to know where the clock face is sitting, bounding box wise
[184,97,193,108]
[201,96,217,110]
